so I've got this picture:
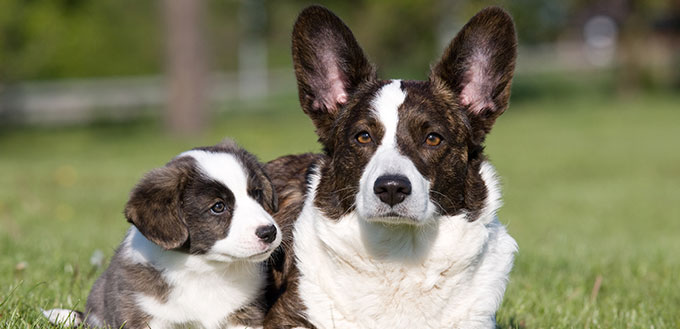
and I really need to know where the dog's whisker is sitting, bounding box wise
[430,189,456,210]
[332,186,358,194]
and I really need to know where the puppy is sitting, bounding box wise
[264,6,518,329]
[44,140,281,329]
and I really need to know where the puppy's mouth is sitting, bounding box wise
[242,249,275,262]
[230,246,277,262]
[209,246,276,263]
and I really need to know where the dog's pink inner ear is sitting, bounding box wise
[459,52,498,114]
[311,53,349,113]
[431,7,516,121]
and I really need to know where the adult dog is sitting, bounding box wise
[265,6,518,329]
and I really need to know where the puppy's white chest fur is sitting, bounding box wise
[125,228,264,329]
[293,163,517,329]
[138,270,261,329]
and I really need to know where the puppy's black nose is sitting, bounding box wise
[255,224,277,244]
[373,175,411,207]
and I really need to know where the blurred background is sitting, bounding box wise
[0,0,679,128]
[1,0,679,328]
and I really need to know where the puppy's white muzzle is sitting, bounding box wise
[208,197,281,262]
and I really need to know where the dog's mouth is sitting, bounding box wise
[364,212,422,225]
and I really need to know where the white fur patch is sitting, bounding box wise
[371,80,405,150]
[123,227,265,329]
[355,80,436,223]
[42,308,82,327]
[477,161,503,224]
[294,162,517,328]
[179,150,249,198]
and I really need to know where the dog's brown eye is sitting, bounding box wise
[425,133,443,147]
[356,131,372,144]
[210,202,226,214]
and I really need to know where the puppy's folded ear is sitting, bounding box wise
[125,157,194,250]
[292,5,376,147]
[431,7,517,143]
[248,163,279,214]
[263,173,278,213]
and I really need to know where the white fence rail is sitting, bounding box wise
[0,69,296,125]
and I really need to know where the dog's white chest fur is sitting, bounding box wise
[138,269,261,329]
[125,228,264,329]
[293,163,517,329]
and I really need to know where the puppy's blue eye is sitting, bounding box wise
[210,202,226,214]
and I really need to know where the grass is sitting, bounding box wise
[489,93,680,328]
[1,91,679,328]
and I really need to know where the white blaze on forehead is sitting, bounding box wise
[178,150,249,197]
[371,80,405,147]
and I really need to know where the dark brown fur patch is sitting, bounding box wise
[84,242,170,329]
[264,154,322,329]
[227,300,266,327]
[124,157,195,250]
[397,80,490,218]
[313,80,389,220]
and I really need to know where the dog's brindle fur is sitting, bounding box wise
[265,5,516,328]
[264,154,321,328]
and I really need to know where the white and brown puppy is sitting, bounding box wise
[265,6,518,329]
[44,141,281,329]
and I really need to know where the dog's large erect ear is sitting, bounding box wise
[431,7,517,141]
[125,158,193,250]
[292,5,376,140]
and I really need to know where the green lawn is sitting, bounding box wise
[1,92,679,328]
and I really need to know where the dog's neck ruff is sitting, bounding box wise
[292,161,516,328]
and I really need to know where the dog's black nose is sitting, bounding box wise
[373,175,411,207]
[255,225,277,244]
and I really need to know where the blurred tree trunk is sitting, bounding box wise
[162,0,207,135]
[238,0,268,100]
[615,0,642,96]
